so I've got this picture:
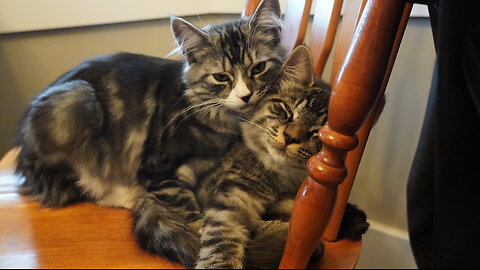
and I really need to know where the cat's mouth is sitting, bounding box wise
[268,143,308,168]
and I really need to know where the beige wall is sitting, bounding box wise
[0,16,435,236]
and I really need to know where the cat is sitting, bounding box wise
[191,45,369,269]
[14,0,286,267]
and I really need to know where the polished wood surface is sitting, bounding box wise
[281,0,313,52]
[279,0,407,268]
[242,0,262,17]
[329,0,367,84]
[311,238,361,269]
[309,0,344,77]
[0,149,183,269]
[323,2,413,241]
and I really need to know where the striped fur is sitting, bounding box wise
[194,46,367,269]
[194,46,328,269]
[14,0,287,267]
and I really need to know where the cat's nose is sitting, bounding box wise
[284,124,307,145]
[240,93,252,103]
[284,133,301,145]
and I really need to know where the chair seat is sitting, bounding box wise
[0,149,360,269]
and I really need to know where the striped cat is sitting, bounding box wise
[14,0,286,267]
[194,45,369,268]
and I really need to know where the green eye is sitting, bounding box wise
[212,73,230,82]
[251,61,267,75]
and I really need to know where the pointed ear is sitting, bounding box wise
[249,0,282,34]
[279,45,314,88]
[170,16,211,56]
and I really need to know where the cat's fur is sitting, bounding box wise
[14,0,286,267]
[191,46,369,269]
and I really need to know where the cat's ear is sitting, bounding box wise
[170,16,211,58]
[249,0,282,35]
[279,45,314,88]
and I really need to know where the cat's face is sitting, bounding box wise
[171,0,285,115]
[242,46,330,168]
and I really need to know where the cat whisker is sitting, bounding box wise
[234,116,270,135]
[171,102,223,132]
[195,9,206,27]
[159,99,223,141]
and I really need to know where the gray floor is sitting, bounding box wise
[356,226,417,269]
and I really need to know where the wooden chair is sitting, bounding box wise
[245,0,413,268]
[0,0,413,268]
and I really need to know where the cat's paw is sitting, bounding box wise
[337,203,369,240]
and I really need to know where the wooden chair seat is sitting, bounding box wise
[0,149,360,269]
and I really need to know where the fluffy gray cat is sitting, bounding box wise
[14,0,286,267]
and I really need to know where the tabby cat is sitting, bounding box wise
[15,0,286,267]
[193,45,369,268]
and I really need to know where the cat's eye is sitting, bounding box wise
[251,61,267,76]
[284,103,293,119]
[212,73,230,82]
[275,103,293,121]
[309,128,320,137]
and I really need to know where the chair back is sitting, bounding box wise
[243,0,413,268]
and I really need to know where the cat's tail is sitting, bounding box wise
[132,189,203,268]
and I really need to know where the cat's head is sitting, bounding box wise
[171,0,285,116]
[242,45,330,171]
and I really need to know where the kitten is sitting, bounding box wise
[14,0,285,267]
[193,45,369,269]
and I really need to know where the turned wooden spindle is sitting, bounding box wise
[281,0,313,52]
[279,0,406,268]
[329,0,368,84]
[309,0,344,77]
[242,0,262,17]
[323,2,413,241]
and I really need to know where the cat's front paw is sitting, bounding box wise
[195,258,243,269]
[338,203,369,240]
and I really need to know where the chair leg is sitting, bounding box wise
[279,176,338,269]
